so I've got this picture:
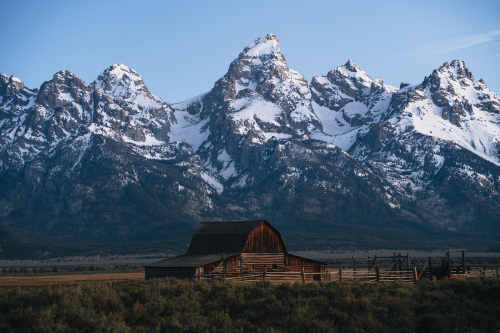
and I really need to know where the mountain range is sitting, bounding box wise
[1,34,499,252]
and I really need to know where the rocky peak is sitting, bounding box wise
[344,59,362,73]
[311,60,394,115]
[8,75,25,92]
[240,33,281,58]
[0,73,27,96]
[435,60,474,81]
[400,82,411,89]
[37,70,91,113]
[327,60,374,90]
[417,60,495,127]
[90,64,173,143]
[222,34,291,100]
[0,74,37,114]
[92,64,150,101]
[426,60,475,91]
[199,34,318,133]
[373,77,384,86]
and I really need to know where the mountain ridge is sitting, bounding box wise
[1,33,499,250]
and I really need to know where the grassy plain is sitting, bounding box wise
[0,272,144,286]
[0,277,499,332]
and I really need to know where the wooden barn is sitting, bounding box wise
[145,220,325,283]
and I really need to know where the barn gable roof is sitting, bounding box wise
[186,220,275,255]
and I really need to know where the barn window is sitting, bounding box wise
[272,264,278,269]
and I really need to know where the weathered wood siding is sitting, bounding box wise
[207,254,286,276]
[286,254,325,281]
[206,253,325,280]
[242,222,285,253]
[144,267,196,280]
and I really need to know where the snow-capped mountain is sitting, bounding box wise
[91,64,175,143]
[171,34,325,193]
[1,34,499,249]
[350,60,500,231]
[310,59,397,150]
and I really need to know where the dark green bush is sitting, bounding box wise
[0,279,499,332]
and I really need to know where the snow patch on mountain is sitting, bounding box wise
[229,93,283,130]
[384,61,500,166]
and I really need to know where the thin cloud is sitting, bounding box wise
[417,29,500,56]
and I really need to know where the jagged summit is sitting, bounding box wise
[241,33,280,58]
[190,33,317,131]
[433,60,474,81]
[330,60,374,86]
[225,33,292,99]
[310,59,395,148]
[93,63,148,98]
[343,59,362,72]
[0,73,27,94]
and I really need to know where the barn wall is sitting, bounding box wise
[206,253,286,276]
[242,222,285,253]
[145,267,196,280]
[205,253,326,282]
[286,254,325,281]
[205,254,325,274]
[200,254,242,276]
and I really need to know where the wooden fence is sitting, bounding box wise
[198,266,500,284]
[466,267,499,278]
[198,267,419,284]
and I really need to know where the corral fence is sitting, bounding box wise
[198,267,419,284]
[197,247,500,284]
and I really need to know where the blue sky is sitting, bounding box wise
[1,0,499,103]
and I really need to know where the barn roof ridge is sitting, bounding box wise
[200,219,267,224]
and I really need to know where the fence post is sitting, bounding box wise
[448,255,452,278]
[407,253,410,270]
[339,267,343,281]
[429,256,433,280]
[496,268,498,278]
[240,257,243,277]
[376,266,380,282]
[223,254,226,283]
[264,266,267,282]
[462,250,466,274]
[302,267,305,284]
[413,267,418,282]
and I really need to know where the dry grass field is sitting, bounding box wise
[0,272,144,286]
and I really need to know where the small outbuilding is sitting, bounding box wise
[145,220,325,282]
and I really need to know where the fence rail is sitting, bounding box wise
[197,265,500,284]
[198,267,419,284]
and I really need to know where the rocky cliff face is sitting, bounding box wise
[0,67,220,241]
[1,35,500,248]
[309,60,397,150]
[350,60,500,232]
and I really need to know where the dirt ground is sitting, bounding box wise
[0,272,144,286]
